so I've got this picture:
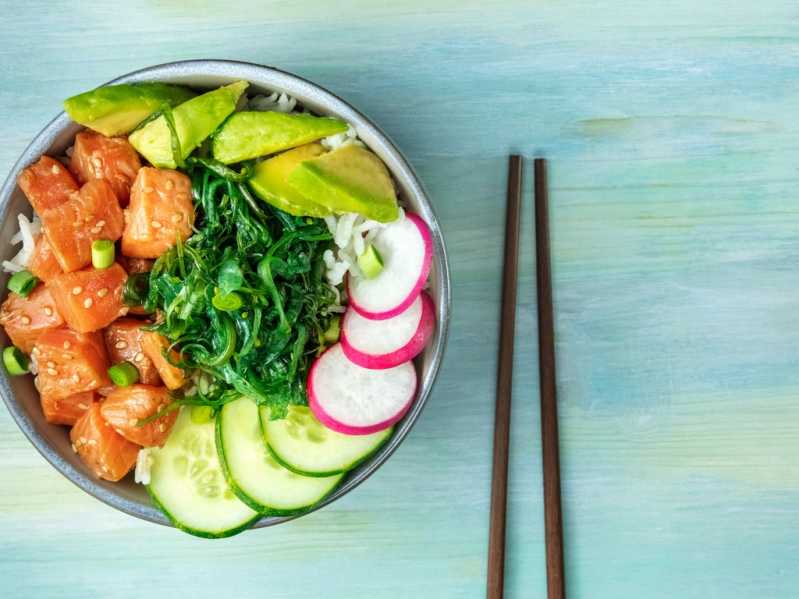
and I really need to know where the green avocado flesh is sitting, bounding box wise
[129,81,248,168]
[248,143,333,217]
[212,111,347,164]
[288,144,399,222]
[63,83,196,137]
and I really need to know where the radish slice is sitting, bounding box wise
[341,291,435,369]
[308,343,417,435]
[347,213,433,320]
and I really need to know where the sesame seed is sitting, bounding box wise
[78,403,88,410]
[31,347,39,354]
[44,306,53,316]
[71,443,77,453]
[115,340,128,350]
[63,340,71,349]
[51,164,61,175]
[134,352,145,363]
[115,428,123,435]
[72,373,80,383]
[151,220,162,229]
[91,157,103,168]
[101,465,109,473]
[72,286,83,295]
[171,213,182,223]
[128,418,137,426]
[46,368,57,376]
[97,288,109,298]
[87,439,97,446]
[79,436,87,444]
[96,220,106,228]
[20,315,31,325]
[83,298,93,309]
[158,423,165,432]
[165,179,175,191]
[46,361,55,368]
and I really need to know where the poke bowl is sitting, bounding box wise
[0,60,450,536]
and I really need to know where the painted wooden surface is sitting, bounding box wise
[1,1,798,597]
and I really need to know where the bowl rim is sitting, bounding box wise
[0,59,451,530]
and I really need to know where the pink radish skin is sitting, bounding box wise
[308,344,418,436]
[347,213,433,320]
[341,291,435,370]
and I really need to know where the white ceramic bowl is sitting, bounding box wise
[0,60,451,529]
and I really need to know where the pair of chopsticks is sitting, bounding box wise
[487,157,565,599]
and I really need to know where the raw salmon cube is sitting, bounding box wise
[28,234,63,282]
[70,131,141,206]
[17,156,79,213]
[103,318,161,385]
[0,285,64,353]
[41,390,96,426]
[140,331,185,390]
[33,328,110,399]
[70,402,139,481]
[48,263,128,333]
[122,167,194,259]
[41,179,124,272]
[100,385,175,447]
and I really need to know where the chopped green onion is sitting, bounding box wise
[212,290,243,312]
[91,240,115,269]
[323,315,341,343]
[123,272,150,306]
[7,270,38,297]
[190,405,214,424]
[3,346,29,375]
[357,244,384,279]
[108,361,140,387]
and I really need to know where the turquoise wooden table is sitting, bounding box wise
[2,2,798,597]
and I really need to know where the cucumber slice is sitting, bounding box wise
[261,405,392,477]
[147,408,259,538]
[217,397,343,514]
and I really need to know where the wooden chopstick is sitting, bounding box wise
[487,154,523,599]
[534,158,566,599]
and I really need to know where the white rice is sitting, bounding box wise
[134,447,155,485]
[322,210,403,287]
[28,351,38,375]
[247,91,298,114]
[334,213,358,249]
[321,125,361,151]
[182,370,213,398]
[3,213,40,273]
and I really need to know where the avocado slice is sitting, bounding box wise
[249,143,332,217]
[288,144,398,222]
[212,111,348,164]
[64,83,196,137]
[129,81,249,168]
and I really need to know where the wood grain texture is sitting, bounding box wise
[1,1,799,597]
[486,155,522,599]
[535,159,566,599]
